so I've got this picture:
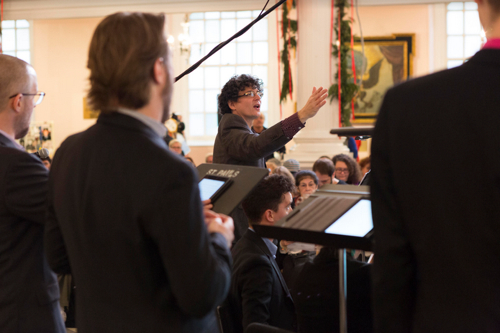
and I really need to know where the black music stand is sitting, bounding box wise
[197,163,269,215]
[253,185,372,333]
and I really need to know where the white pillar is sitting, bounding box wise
[285,0,349,169]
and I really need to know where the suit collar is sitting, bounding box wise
[222,113,252,131]
[467,49,500,66]
[97,111,163,140]
[0,131,23,150]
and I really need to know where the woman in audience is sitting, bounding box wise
[295,170,318,205]
[168,139,183,155]
[359,155,371,177]
[294,246,373,333]
[332,154,362,185]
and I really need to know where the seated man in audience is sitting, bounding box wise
[229,174,297,333]
[312,158,346,187]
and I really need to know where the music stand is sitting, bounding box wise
[253,185,372,333]
[197,163,269,215]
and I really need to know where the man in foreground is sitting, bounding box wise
[0,55,65,333]
[44,12,234,333]
[371,0,500,332]
[228,175,297,332]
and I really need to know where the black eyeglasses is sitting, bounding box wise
[237,91,264,98]
[9,92,46,106]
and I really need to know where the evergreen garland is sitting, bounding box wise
[328,0,359,127]
[280,0,297,103]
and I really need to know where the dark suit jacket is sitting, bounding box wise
[44,112,232,333]
[214,113,290,168]
[228,229,296,332]
[371,49,500,333]
[251,126,287,161]
[0,133,65,333]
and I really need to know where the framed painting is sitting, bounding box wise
[350,34,414,123]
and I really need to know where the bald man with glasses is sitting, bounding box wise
[0,54,65,333]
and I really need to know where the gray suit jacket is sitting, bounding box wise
[213,113,290,168]
[0,133,65,333]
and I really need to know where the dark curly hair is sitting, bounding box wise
[242,174,294,224]
[218,74,263,115]
[332,153,362,185]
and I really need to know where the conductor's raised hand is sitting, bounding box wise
[297,87,328,123]
[205,210,235,248]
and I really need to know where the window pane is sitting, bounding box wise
[206,114,218,136]
[205,43,220,65]
[1,20,15,28]
[465,2,478,10]
[16,20,30,28]
[190,44,204,65]
[2,29,16,51]
[237,43,252,64]
[16,29,30,50]
[190,20,205,43]
[189,114,205,136]
[253,42,269,64]
[237,19,253,42]
[464,36,481,57]
[221,19,236,40]
[221,12,236,19]
[221,66,236,85]
[237,11,252,18]
[252,65,268,85]
[205,20,220,43]
[205,90,219,113]
[261,88,269,111]
[189,90,204,113]
[17,51,31,64]
[447,60,463,68]
[253,10,262,18]
[204,67,220,89]
[236,66,252,75]
[447,36,464,58]
[205,12,220,19]
[262,112,269,127]
[447,2,464,10]
[2,51,16,57]
[221,43,236,65]
[189,67,204,89]
[464,11,481,35]
[190,13,204,20]
[447,11,464,35]
[253,20,268,41]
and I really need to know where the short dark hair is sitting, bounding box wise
[295,170,319,187]
[332,154,362,184]
[218,74,263,115]
[312,159,335,177]
[87,12,168,111]
[242,174,294,224]
[488,0,500,14]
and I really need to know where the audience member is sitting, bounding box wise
[251,113,286,161]
[228,174,296,332]
[168,138,183,155]
[283,158,300,177]
[41,155,52,170]
[205,153,213,164]
[294,247,372,333]
[185,156,195,167]
[371,1,500,332]
[295,170,318,204]
[312,158,346,187]
[358,156,370,176]
[332,154,362,185]
[266,157,281,174]
[0,54,65,333]
[44,12,234,333]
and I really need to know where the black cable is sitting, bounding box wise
[259,0,271,17]
[175,0,287,82]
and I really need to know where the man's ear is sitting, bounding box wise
[152,58,166,85]
[9,94,23,114]
[264,209,274,223]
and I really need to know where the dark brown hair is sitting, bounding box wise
[218,74,263,115]
[87,12,168,111]
[312,158,335,177]
[242,174,294,224]
[295,170,319,187]
[332,154,362,185]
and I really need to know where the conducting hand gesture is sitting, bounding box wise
[297,87,328,123]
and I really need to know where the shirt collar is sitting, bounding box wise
[0,129,24,150]
[483,38,500,50]
[116,107,167,138]
[249,228,278,257]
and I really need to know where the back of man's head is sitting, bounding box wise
[312,158,335,177]
[0,55,31,112]
[87,12,168,112]
[242,174,294,225]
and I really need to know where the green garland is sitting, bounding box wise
[328,0,359,127]
[280,0,297,104]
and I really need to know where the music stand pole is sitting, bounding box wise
[339,248,348,333]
